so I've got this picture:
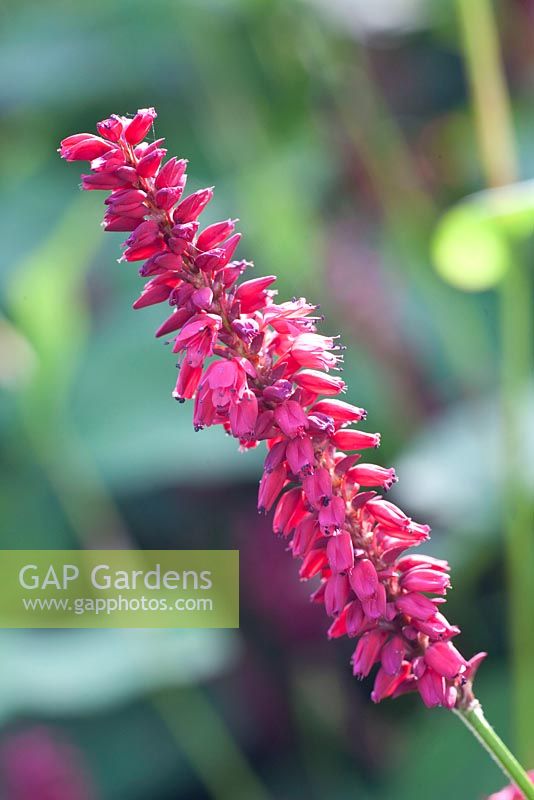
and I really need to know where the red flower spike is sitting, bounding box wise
[59,107,481,710]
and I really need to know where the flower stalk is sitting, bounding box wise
[455,703,534,800]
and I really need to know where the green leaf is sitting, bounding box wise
[393,386,534,564]
[0,629,239,721]
[7,195,102,407]
[432,180,534,291]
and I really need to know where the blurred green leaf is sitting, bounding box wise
[0,629,239,721]
[393,385,534,565]
[237,144,323,297]
[433,201,509,290]
[432,181,534,291]
[7,196,102,410]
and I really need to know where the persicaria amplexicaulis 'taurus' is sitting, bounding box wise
[60,107,486,709]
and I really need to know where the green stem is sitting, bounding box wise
[499,244,534,762]
[456,0,534,763]
[455,702,534,799]
[454,0,518,189]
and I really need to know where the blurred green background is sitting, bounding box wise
[1,0,533,797]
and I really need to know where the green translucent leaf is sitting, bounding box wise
[432,180,534,291]
[433,202,509,290]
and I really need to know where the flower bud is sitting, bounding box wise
[191,287,213,310]
[303,467,332,508]
[348,464,396,489]
[195,249,225,273]
[173,361,203,401]
[332,430,381,451]
[396,592,437,621]
[273,487,303,536]
[327,531,354,573]
[381,635,405,675]
[318,495,346,531]
[60,134,114,161]
[124,107,157,145]
[155,157,188,189]
[417,669,447,708]
[311,399,367,423]
[103,215,142,232]
[81,173,126,190]
[155,185,185,210]
[325,575,351,617]
[234,276,277,314]
[351,630,388,678]
[274,400,308,438]
[292,515,319,558]
[293,370,346,397]
[286,436,315,476]
[258,462,287,513]
[371,663,410,703]
[197,219,237,251]
[424,642,466,680]
[400,568,450,595]
[155,307,192,338]
[262,380,293,403]
[136,148,166,178]
[173,188,214,223]
[97,115,124,142]
[299,550,328,580]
